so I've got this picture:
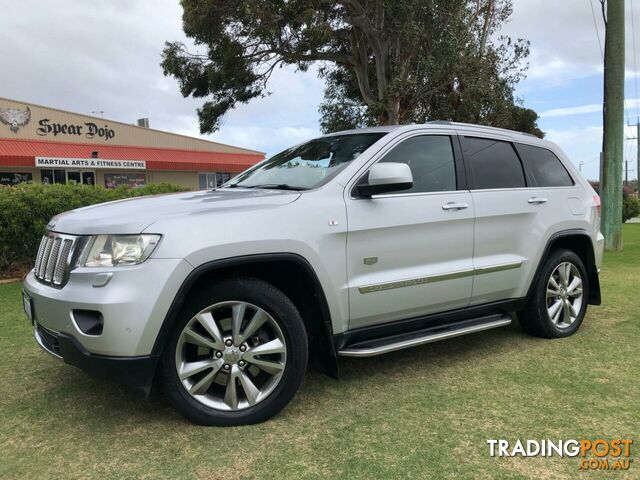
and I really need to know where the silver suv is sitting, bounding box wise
[23,122,604,425]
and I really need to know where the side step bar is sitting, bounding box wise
[338,314,513,357]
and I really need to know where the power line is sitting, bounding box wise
[631,0,639,122]
[589,0,604,60]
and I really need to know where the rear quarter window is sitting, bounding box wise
[517,143,574,187]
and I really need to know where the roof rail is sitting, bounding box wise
[426,120,539,138]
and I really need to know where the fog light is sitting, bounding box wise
[72,310,103,336]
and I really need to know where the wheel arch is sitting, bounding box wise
[151,253,339,378]
[527,229,601,305]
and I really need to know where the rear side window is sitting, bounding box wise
[517,144,574,187]
[379,135,456,193]
[462,137,525,189]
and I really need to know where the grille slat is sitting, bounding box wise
[44,238,62,282]
[34,236,47,274]
[53,239,73,284]
[37,237,53,278]
[34,233,77,287]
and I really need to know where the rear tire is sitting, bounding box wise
[160,277,308,426]
[518,249,589,338]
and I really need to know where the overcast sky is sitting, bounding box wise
[1,0,639,181]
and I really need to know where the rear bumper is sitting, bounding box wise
[34,322,158,397]
[595,232,605,269]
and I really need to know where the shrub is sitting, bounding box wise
[623,194,640,223]
[0,182,189,275]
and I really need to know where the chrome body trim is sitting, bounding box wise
[338,317,512,357]
[473,261,524,275]
[357,261,524,294]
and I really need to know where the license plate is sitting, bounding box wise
[22,290,33,323]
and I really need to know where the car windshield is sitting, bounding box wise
[225,132,387,190]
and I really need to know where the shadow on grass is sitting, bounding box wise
[30,322,537,425]
[337,322,529,381]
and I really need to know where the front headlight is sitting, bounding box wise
[81,234,161,267]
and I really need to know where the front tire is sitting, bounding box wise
[518,249,589,338]
[160,277,308,426]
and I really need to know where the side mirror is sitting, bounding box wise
[356,163,413,197]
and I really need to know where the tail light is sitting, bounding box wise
[593,194,601,216]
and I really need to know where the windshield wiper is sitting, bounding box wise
[241,184,308,191]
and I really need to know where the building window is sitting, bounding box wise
[198,172,231,190]
[66,170,95,185]
[104,173,147,188]
[40,169,67,185]
[198,172,216,190]
[82,171,95,185]
[217,172,230,187]
[41,169,95,185]
[0,172,32,186]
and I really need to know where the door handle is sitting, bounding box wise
[528,197,548,204]
[442,202,469,210]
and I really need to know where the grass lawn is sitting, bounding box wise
[0,226,638,479]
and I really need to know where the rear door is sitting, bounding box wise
[460,134,546,304]
[345,132,475,329]
[515,142,580,223]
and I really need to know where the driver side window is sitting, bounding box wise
[379,135,456,194]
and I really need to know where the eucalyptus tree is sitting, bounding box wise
[163,0,540,136]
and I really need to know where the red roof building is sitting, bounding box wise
[0,97,264,189]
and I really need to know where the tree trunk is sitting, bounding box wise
[386,98,400,124]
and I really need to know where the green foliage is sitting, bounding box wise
[318,1,541,136]
[623,194,640,223]
[163,0,539,135]
[0,182,188,274]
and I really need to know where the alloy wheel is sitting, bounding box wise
[175,301,287,411]
[545,262,584,329]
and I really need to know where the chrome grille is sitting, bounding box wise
[34,233,78,287]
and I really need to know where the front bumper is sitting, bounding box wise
[24,257,193,394]
[34,322,157,397]
[23,258,192,357]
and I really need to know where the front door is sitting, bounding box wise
[346,133,475,329]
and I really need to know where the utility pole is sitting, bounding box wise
[624,159,634,186]
[628,121,640,193]
[625,159,629,185]
[601,0,625,251]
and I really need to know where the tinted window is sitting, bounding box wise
[518,144,574,187]
[379,135,456,193]
[463,137,525,189]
